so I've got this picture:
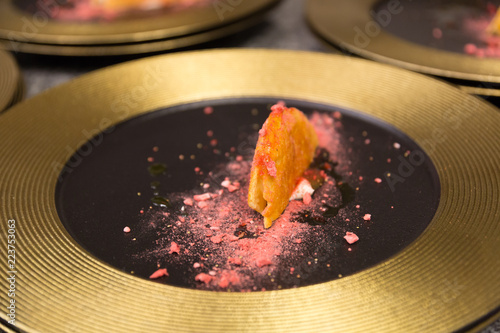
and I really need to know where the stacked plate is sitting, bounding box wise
[306,0,500,106]
[0,50,23,113]
[0,0,280,56]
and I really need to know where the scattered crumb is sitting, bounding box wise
[149,268,168,279]
[344,232,359,244]
[169,242,180,255]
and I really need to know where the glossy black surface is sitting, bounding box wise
[374,0,500,54]
[56,98,440,290]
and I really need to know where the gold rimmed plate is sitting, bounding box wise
[0,8,268,56]
[307,0,500,84]
[0,49,499,332]
[0,0,279,46]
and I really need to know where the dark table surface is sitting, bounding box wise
[7,0,500,331]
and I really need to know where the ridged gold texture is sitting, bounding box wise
[0,49,499,332]
[0,10,268,56]
[0,50,20,112]
[307,0,500,84]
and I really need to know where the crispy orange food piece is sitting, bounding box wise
[248,104,318,228]
[89,0,204,11]
[487,9,500,35]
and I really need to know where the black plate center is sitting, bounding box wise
[373,0,500,57]
[56,98,440,291]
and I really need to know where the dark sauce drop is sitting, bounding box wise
[148,163,167,176]
[293,148,355,225]
[234,223,259,239]
[151,196,172,208]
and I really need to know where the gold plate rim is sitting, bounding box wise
[0,9,266,56]
[0,49,499,332]
[0,50,20,112]
[0,0,279,45]
[306,0,500,84]
[459,85,500,98]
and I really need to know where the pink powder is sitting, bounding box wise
[210,234,225,244]
[462,13,500,59]
[256,258,273,267]
[265,160,277,177]
[48,0,216,22]
[132,110,373,291]
[303,193,312,205]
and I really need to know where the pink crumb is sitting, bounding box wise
[219,276,230,289]
[203,183,210,189]
[294,239,302,244]
[204,106,213,115]
[432,27,442,39]
[169,242,180,254]
[198,201,208,209]
[256,258,273,267]
[344,232,359,244]
[147,157,154,162]
[464,43,478,55]
[207,130,214,137]
[193,262,201,268]
[363,214,372,221]
[333,111,342,119]
[210,139,218,147]
[374,178,382,183]
[265,160,277,177]
[194,193,212,201]
[210,234,225,244]
[236,155,243,162]
[123,226,131,233]
[194,167,201,173]
[149,268,168,279]
[183,198,194,206]
[195,273,212,284]
[228,257,242,265]
[227,184,239,193]
[152,146,159,152]
[221,180,231,188]
[303,192,312,205]
[355,205,360,209]
[259,128,267,136]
